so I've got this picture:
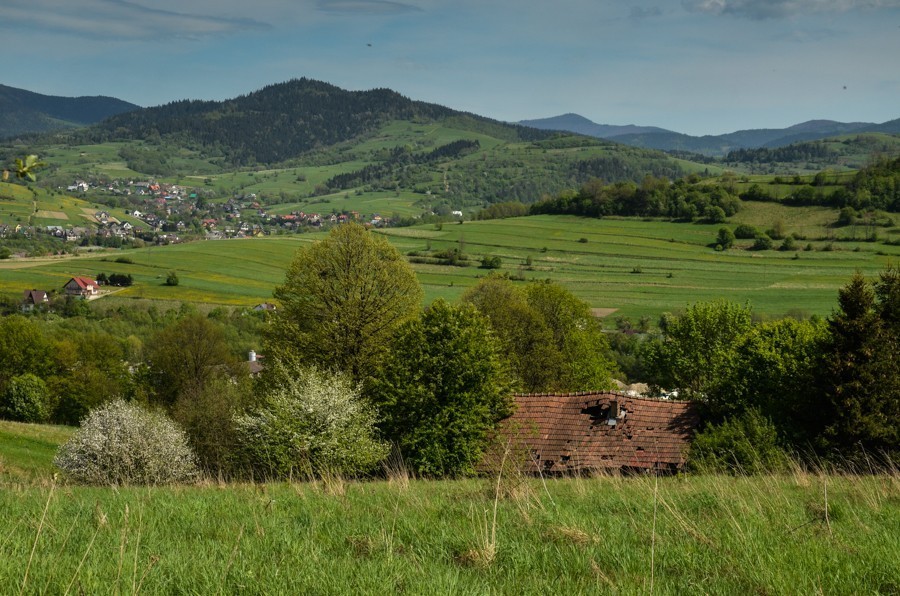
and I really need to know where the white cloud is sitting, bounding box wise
[316,0,423,14]
[682,0,900,19]
[3,0,270,39]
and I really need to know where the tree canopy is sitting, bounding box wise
[371,299,513,477]
[267,223,422,383]
[462,276,615,392]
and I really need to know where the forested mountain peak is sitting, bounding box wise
[73,78,552,166]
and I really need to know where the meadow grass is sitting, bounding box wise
[0,468,897,594]
[0,421,73,484]
[0,412,897,593]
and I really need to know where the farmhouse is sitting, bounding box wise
[21,289,49,312]
[492,392,698,475]
[64,276,99,299]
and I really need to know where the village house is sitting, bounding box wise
[64,276,100,299]
[21,289,50,312]
[490,392,699,475]
[67,180,89,192]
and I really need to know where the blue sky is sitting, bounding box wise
[3,0,899,135]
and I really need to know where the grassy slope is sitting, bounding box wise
[2,214,898,320]
[0,181,144,229]
[0,469,897,593]
[0,407,896,594]
[0,420,73,484]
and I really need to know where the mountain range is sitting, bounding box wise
[4,79,897,162]
[520,113,900,156]
[0,84,139,139]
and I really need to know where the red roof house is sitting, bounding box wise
[64,276,99,299]
[490,392,699,475]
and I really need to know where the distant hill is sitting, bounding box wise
[724,132,900,171]
[522,113,900,156]
[74,78,554,166]
[6,79,697,209]
[518,113,672,139]
[0,84,138,139]
[594,120,878,155]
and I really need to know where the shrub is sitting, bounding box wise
[733,224,758,239]
[234,362,387,479]
[165,271,179,286]
[716,227,735,249]
[689,410,789,474]
[1,373,51,423]
[751,235,773,250]
[779,236,798,251]
[480,255,502,269]
[705,205,727,224]
[54,400,199,485]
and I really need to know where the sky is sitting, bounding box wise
[3,0,899,136]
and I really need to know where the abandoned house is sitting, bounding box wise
[491,392,699,475]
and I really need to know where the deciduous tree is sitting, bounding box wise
[372,299,513,477]
[267,223,422,383]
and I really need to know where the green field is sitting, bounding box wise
[0,422,898,594]
[0,181,144,229]
[0,420,73,484]
[3,215,898,320]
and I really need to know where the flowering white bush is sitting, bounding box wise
[234,362,387,478]
[54,400,199,485]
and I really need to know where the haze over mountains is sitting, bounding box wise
[0,84,139,139]
[520,113,900,156]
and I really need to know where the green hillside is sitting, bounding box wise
[0,181,144,230]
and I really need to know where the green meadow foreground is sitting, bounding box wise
[1,422,898,594]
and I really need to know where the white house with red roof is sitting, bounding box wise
[64,277,99,299]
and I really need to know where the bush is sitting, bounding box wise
[705,205,727,224]
[234,362,387,479]
[752,235,773,250]
[716,227,735,249]
[1,373,51,423]
[165,271,179,286]
[54,400,199,485]
[480,255,502,269]
[779,236,798,251]
[689,410,789,474]
[733,224,757,239]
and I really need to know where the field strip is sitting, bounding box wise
[35,210,68,220]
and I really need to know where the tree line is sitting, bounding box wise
[531,175,741,221]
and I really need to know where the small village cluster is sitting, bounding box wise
[1,177,394,247]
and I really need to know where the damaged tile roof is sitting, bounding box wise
[493,392,699,474]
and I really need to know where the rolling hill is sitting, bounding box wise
[4,79,707,211]
[518,113,672,139]
[521,113,900,157]
[0,84,138,139]
[69,78,553,167]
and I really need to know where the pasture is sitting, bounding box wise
[2,215,898,321]
[0,422,897,594]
